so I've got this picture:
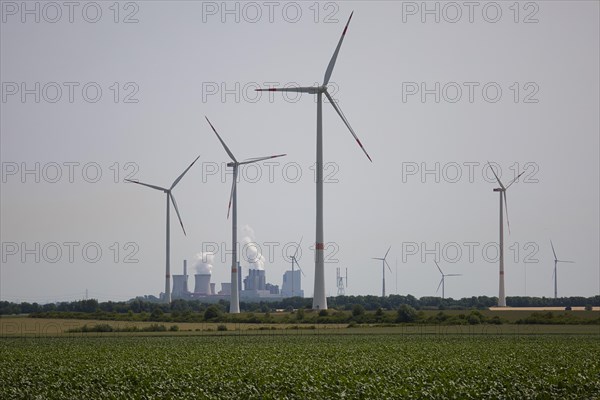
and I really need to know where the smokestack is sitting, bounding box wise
[183,260,188,293]
[194,274,211,295]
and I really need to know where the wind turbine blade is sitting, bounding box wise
[434,260,443,275]
[292,236,303,259]
[324,90,372,162]
[503,191,511,234]
[557,260,575,264]
[446,274,462,277]
[372,257,384,261]
[169,193,186,236]
[505,171,525,189]
[384,245,391,260]
[226,173,236,220]
[205,116,237,162]
[125,179,167,192]
[293,257,306,277]
[255,87,316,93]
[323,11,353,85]
[385,259,392,273]
[171,155,200,190]
[550,240,558,261]
[487,161,504,189]
[239,154,286,165]
[436,278,443,294]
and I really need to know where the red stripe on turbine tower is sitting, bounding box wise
[316,243,325,250]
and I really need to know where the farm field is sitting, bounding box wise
[1,335,599,399]
[1,316,599,336]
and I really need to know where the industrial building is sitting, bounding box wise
[281,270,304,298]
[165,260,302,301]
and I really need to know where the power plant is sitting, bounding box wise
[163,259,303,302]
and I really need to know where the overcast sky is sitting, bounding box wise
[1,1,598,303]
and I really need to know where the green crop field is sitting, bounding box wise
[1,334,599,399]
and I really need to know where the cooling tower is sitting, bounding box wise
[172,275,187,297]
[220,282,231,296]
[194,274,211,295]
[210,283,216,296]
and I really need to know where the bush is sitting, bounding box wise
[352,304,365,317]
[169,325,179,332]
[585,304,593,311]
[144,324,167,332]
[150,308,164,321]
[217,324,227,332]
[396,305,417,323]
[318,309,329,317]
[204,305,221,321]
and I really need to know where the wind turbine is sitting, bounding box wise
[488,162,525,307]
[125,155,200,303]
[550,240,574,299]
[256,12,371,310]
[434,261,461,300]
[205,117,286,313]
[290,237,305,297]
[372,246,391,297]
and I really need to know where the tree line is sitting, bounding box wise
[1,294,598,316]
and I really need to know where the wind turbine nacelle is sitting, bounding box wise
[226,162,236,167]
[493,188,502,192]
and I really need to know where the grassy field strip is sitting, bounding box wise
[1,317,599,337]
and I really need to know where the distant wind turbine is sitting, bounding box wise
[488,162,525,307]
[372,246,391,297]
[125,155,200,303]
[434,261,461,300]
[550,240,574,299]
[290,237,305,297]
[256,12,371,310]
[205,117,286,313]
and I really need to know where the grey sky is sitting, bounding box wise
[1,1,598,302]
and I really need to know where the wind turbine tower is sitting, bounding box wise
[488,162,525,307]
[290,237,305,297]
[125,155,200,303]
[550,240,574,299]
[434,261,462,300]
[256,13,371,310]
[206,117,285,313]
[372,246,391,297]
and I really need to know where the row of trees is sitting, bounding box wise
[1,295,598,316]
